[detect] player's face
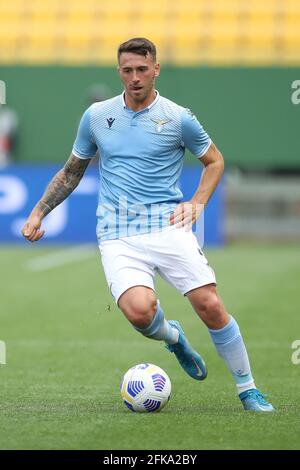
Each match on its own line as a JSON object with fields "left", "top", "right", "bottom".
{"left": 118, "top": 52, "right": 160, "bottom": 108}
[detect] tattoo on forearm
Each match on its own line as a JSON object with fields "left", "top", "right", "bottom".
{"left": 36, "top": 155, "right": 90, "bottom": 217}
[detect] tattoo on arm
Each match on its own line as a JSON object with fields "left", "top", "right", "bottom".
{"left": 36, "top": 155, "right": 91, "bottom": 217}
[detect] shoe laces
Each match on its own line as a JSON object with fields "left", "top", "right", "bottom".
{"left": 244, "top": 389, "right": 270, "bottom": 405}
{"left": 165, "top": 340, "right": 189, "bottom": 363}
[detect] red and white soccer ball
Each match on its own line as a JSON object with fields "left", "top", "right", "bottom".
{"left": 120, "top": 363, "right": 171, "bottom": 412}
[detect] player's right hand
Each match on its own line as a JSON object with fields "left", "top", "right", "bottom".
{"left": 21, "top": 215, "right": 45, "bottom": 242}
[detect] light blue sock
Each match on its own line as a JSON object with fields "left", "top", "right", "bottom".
{"left": 209, "top": 316, "right": 256, "bottom": 394}
{"left": 134, "top": 302, "right": 179, "bottom": 345}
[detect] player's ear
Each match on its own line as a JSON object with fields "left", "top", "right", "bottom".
{"left": 154, "top": 63, "right": 160, "bottom": 78}
{"left": 117, "top": 65, "right": 123, "bottom": 81}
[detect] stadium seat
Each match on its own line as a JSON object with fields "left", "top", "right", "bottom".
{"left": 0, "top": 0, "right": 300, "bottom": 65}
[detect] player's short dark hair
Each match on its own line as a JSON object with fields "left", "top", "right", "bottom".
{"left": 118, "top": 38, "right": 157, "bottom": 63}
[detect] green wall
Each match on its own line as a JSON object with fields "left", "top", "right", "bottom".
{"left": 1, "top": 66, "right": 299, "bottom": 169}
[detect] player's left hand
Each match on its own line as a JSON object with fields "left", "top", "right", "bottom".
{"left": 169, "top": 199, "right": 204, "bottom": 230}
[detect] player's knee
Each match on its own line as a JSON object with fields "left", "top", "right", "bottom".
{"left": 121, "top": 298, "right": 157, "bottom": 329}
{"left": 196, "top": 295, "right": 226, "bottom": 326}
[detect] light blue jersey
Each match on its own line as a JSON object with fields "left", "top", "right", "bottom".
{"left": 72, "top": 91, "right": 211, "bottom": 242}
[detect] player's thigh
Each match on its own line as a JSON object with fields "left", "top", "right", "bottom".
{"left": 99, "top": 238, "right": 155, "bottom": 305}
{"left": 154, "top": 227, "right": 216, "bottom": 295}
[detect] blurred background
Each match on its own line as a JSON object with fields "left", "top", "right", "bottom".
{"left": 0, "top": 0, "right": 300, "bottom": 244}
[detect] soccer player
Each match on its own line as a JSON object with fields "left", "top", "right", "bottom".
{"left": 22, "top": 38, "right": 274, "bottom": 412}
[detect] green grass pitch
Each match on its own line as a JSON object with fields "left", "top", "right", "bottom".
{"left": 1, "top": 243, "right": 300, "bottom": 449}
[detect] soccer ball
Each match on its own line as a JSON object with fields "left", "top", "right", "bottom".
{"left": 120, "top": 363, "right": 171, "bottom": 412}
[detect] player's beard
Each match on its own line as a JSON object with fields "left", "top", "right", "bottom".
{"left": 130, "top": 77, "right": 156, "bottom": 103}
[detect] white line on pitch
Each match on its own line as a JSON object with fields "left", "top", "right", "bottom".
{"left": 25, "top": 245, "right": 96, "bottom": 271}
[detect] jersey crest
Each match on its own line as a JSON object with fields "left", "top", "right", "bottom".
{"left": 150, "top": 118, "right": 172, "bottom": 133}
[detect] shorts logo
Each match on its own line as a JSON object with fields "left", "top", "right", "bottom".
{"left": 151, "top": 118, "right": 171, "bottom": 133}
{"left": 109, "top": 283, "right": 114, "bottom": 298}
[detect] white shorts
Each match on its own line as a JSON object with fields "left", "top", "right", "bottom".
{"left": 99, "top": 226, "right": 216, "bottom": 304}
